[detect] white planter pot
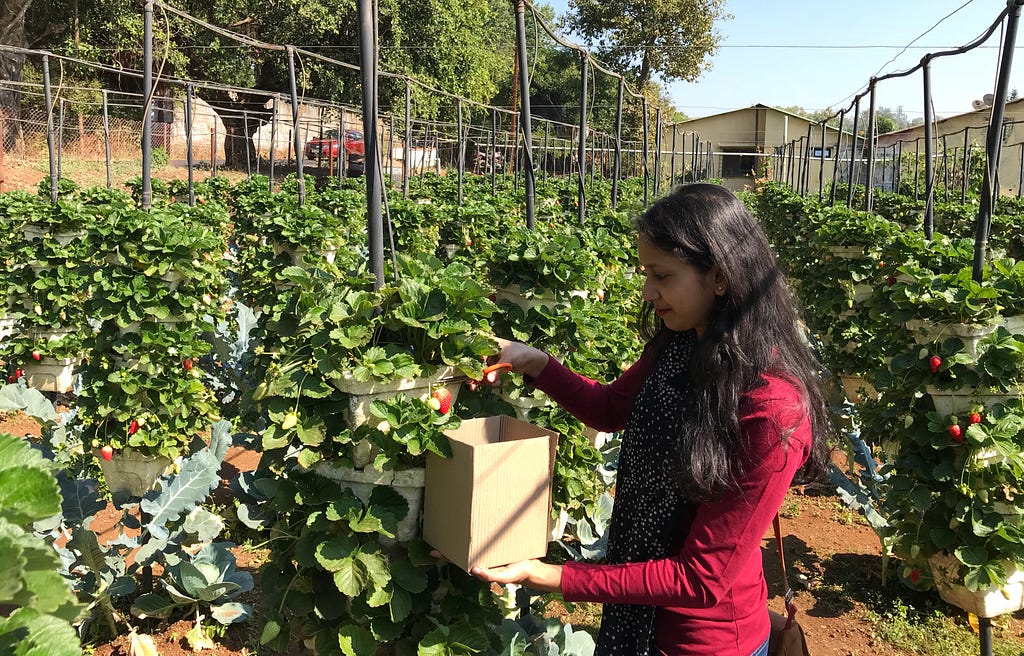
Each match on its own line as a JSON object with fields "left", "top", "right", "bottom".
{"left": 924, "top": 385, "right": 1021, "bottom": 416}
{"left": 499, "top": 390, "right": 551, "bottom": 422}
{"left": 0, "top": 317, "right": 15, "bottom": 342}
{"left": 905, "top": 319, "right": 998, "bottom": 358}
{"left": 582, "top": 427, "right": 614, "bottom": 448}
{"left": 21, "top": 357, "right": 78, "bottom": 393}
{"left": 828, "top": 245, "right": 864, "bottom": 259}
{"left": 53, "top": 230, "right": 87, "bottom": 246}
{"left": 1002, "top": 314, "right": 1024, "bottom": 336}
{"left": 331, "top": 367, "right": 466, "bottom": 466}
{"left": 852, "top": 284, "right": 872, "bottom": 303}
{"left": 21, "top": 224, "right": 47, "bottom": 241}
{"left": 839, "top": 374, "right": 878, "bottom": 404}
{"left": 314, "top": 463, "right": 425, "bottom": 542}
{"left": 156, "top": 269, "right": 185, "bottom": 290}
{"left": 493, "top": 285, "right": 558, "bottom": 311}
{"left": 96, "top": 448, "right": 172, "bottom": 497}
{"left": 272, "top": 241, "right": 337, "bottom": 265}
{"left": 929, "top": 552, "right": 1024, "bottom": 618}
{"left": 27, "top": 326, "right": 74, "bottom": 342}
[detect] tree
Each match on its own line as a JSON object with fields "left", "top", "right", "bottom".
{"left": 565, "top": 0, "right": 728, "bottom": 90}
{"left": 1, "top": 0, "right": 34, "bottom": 150}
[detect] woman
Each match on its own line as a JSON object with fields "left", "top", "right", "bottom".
{"left": 473, "top": 184, "right": 832, "bottom": 656}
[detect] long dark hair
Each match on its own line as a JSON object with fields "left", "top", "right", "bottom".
{"left": 636, "top": 183, "right": 833, "bottom": 501}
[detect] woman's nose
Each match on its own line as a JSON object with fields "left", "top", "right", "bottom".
{"left": 642, "top": 278, "right": 658, "bottom": 302}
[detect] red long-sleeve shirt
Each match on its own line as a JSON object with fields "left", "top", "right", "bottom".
{"left": 530, "top": 351, "right": 812, "bottom": 656}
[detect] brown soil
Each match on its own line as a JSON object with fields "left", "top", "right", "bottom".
{"left": 5, "top": 405, "right": 1024, "bottom": 655}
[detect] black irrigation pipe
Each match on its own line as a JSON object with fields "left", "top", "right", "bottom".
{"left": 864, "top": 79, "right": 877, "bottom": 211}
{"left": 141, "top": 0, "right": 154, "bottom": 210}
{"left": 102, "top": 90, "right": 111, "bottom": 188}
{"left": 186, "top": 84, "right": 195, "bottom": 204}
{"left": 513, "top": 0, "right": 536, "bottom": 229}
{"left": 42, "top": 55, "right": 57, "bottom": 204}
{"left": 577, "top": 51, "right": 587, "bottom": 224}
{"left": 974, "top": 1, "right": 1024, "bottom": 285}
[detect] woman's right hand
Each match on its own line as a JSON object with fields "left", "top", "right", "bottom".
{"left": 485, "top": 337, "right": 549, "bottom": 382}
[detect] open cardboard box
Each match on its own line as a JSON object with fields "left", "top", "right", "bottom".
{"left": 423, "top": 415, "right": 559, "bottom": 572}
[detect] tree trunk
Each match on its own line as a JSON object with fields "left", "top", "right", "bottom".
{"left": 0, "top": 0, "right": 33, "bottom": 151}
{"left": 204, "top": 92, "right": 270, "bottom": 169}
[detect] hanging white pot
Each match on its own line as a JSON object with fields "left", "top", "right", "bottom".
{"left": 828, "top": 245, "right": 864, "bottom": 259}
{"left": 21, "top": 357, "right": 78, "bottom": 393}
{"left": 905, "top": 319, "right": 998, "bottom": 358}
{"left": 331, "top": 366, "right": 466, "bottom": 467}
{"left": 314, "top": 462, "right": 425, "bottom": 542}
{"left": 924, "top": 385, "right": 1021, "bottom": 416}
{"left": 929, "top": 552, "right": 1024, "bottom": 618}
{"left": 96, "top": 448, "right": 172, "bottom": 497}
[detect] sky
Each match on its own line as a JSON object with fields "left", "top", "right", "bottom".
{"left": 543, "top": 0, "right": 1021, "bottom": 121}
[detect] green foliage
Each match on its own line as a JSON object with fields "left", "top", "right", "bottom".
{"left": 0, "top": 433, "right": 85, "bottom": 656}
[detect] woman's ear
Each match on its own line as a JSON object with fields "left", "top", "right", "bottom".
{"left": 711, "top": 266, "right": 728, "bottom": 296}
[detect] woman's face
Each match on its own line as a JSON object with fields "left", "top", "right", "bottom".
{"left": 638, "top": 234, "right": 725, "bottom": 336}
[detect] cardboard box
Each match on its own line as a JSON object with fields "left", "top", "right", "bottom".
{"left": 423, "top": 415, "right": 558, "bottom": 572}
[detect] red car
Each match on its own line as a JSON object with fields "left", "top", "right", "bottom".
{"left": 305, "top": 129, "right": 365, "bottom": 173}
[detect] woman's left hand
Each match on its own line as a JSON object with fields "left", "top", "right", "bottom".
{"left": 470, "top": 559, "right": 563, "bottom": 593}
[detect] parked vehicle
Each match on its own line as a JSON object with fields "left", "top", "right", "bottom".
{"left": 304, "top": 129, "right": 365, "bottom": 175}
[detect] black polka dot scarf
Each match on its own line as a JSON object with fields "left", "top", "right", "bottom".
{"left": 596, "top": 330, "right": 697, "bottom": 656}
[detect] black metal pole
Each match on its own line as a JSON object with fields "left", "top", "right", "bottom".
{"left": 654, "top": 108, "right": 663, "bottom": 196}
{"left": 818, "top": 121, "right": 827, "bottom": 202}
{"left": 542, "top": 120, "right": 549, "bottom": 186}
{"left": 801, "top": 125, "right": 812, "bottom": 195}
{"left": 914, "top": 138, "right": 921, "bottom": 202}
{"left": 827, "top": 111, "right": 843, "bottom": 204}
{"left": 269, "top": 96, "right": 277, "bottom": 191}
{"left": 457, "top": 100, "right": 465, "bottom": 206}
{"left": 962, "top": 127, "right": 970, "bottom": 203}
{"left": 141, "top": 0, "right": 154, "bottom": 209}
{"left": 404, "top": 80, "right": 411, "bottom": 198}
{"left": 847, "top": 97, "right": 861, "bottom": 207}
{"left": 670, "top": 126, "right": 678, "bottom": 187}
{"left": 102, "top": 90, "right": 112, "bottom": 189}
{"left": 42, "top": 55, "right": 57, "bottom": 204}
{"left": 896, "top": 141, "right": 903, "bottom": 194}
{"left": 924, "top": 58, "right": 935, "bottom": 238}
{"left": 339, "top": 108, "right": 349, "bottom": 184}
{"left": 57, "top": 98, "right": 64, "bottom": 182}
{"left": 513, "top": 0, "right": 536, "bottom": 229}
{"left": 979, "top": 616, "right": 993, "bottom": 656}
{"left": 974, "top": 0, "right": 1023, "bottom": 283}
{"left": 577, "top": 51, "right": 588, "bottom": 224}
{"left": 287, "top": 47, "right": 305, "bottom": 204}
{"left": 865, "top": 79, "right": 878, "bottom": 210}
{"left": 612, "top": 78, "right": 623, "bottom": 209}
{"left": 942, "top": 134, "right": 950, "bottom": 203}
{"left": 186, "top": 85, "right": 195, "bottom": 205}
{"left": 1019, "top": 143, "right": 1024, "bottom": 198}
{"left": 357, "top": 0, "right": 384, "bottom": 287}
{"left": 642, "top": 96, "right": 650, "bottom": 204}
{"left": 490, "top": 109, "right": 497, "bottom": 196}
{"left": 243, "top": 110, "right": 251, "bottom": 176}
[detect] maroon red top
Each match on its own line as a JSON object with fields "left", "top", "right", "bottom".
{"left": 531, "top": 351, "right": 812, "bottom": 656}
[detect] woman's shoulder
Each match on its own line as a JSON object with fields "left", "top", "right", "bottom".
{"left": 739, "top": 373, "right": 812, "bottom": 449}
{"left": 742, "top": 372, "right": 805, "bottom": 409}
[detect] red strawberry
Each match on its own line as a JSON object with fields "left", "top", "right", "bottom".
{"left": 909, "top": 568, "right": 920, "bottom": 584}
{"left": 948, "top": 424, "right": 963, "bottom": 442}
{"left": 886, "top": 276, "right": 896, "bottom": 286}
{"left": 433, "top": 388, "right": 453, "bottom": 414}
{"left": 929, "top": 355, "right": 942, "bottom": 374}
{"left": 969, "top": 412, "right": 983, "bottom": 425}
{"left": 6, "top": 375, "right": 14, "bottom": 383}
{"left": 467, "top": 380, "right": 478, "bottom": 392}
{"left": 100, "top": 445, "right": 114, "bottom": 461}
{"left": 15, "top": 369, "right": 21, "bottom": 378}
{"left": 128, "top": 420, "right": 140, "bottom": 435}
{"left": 31, "top": 350, "right": 41, "bottom": 361}
{"left": 488, "top": 294, "right": 497, "bottom": 303}
{"left": 183, "top": 358, "right": 193, "bottom": 371}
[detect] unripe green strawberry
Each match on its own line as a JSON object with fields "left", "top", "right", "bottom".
{"left": 281, "top": 412, "right": 298, "bottom": 430}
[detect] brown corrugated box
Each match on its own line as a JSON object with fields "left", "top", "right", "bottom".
{"left": 423, "top": 415, "right": 559, "bottom": 572}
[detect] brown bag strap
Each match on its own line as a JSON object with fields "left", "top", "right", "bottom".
{"left": 773, "top": 514, "right": 798, "bottom": 630}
